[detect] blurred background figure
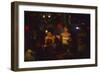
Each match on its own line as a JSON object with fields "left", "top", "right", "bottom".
{"left": 44, "top": 32, "right": 55, "bottom": 47}
{"left": 61, "top": 27, "right": 71, "bottom": 45}
{"left": 25, "top": 49, "right": 35, "bottom": 61}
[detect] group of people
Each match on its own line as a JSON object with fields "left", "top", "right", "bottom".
{"left": 25, "top": 26, "right": 73, "bottom": 61}
{"left": 44, "top": 27, "right": 71, "bottom": 48}
{"left": 43, "top": 27, "right": 72, "bottom": 59}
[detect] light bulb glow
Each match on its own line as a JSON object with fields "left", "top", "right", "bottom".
{"left": 45, "top": 30, "right": 48, "bottom": 33}
{"left": 76, "top": 27, "right": 80, "bottom": 30}
{"left": 48, "top": 15, "right": 51, "bottom": 18}
{"left": 43, "top": 15, "right": 45, "bottom": 18}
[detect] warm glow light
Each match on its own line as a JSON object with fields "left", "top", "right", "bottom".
{"left": 45, "top": 30, "right": 48, "bottom": 33}
{"left": 48, "top": 15, "right": 51, "bottom": 18}
{"left": 43, "top": 15, "right": 45, "bottom": 18}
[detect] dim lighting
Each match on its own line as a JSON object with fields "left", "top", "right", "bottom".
{"left": 43, "top": 15, "right": 45, "bottom": 18}
{"left": 76, "top": 26, "right": 80, "bottom": 30}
